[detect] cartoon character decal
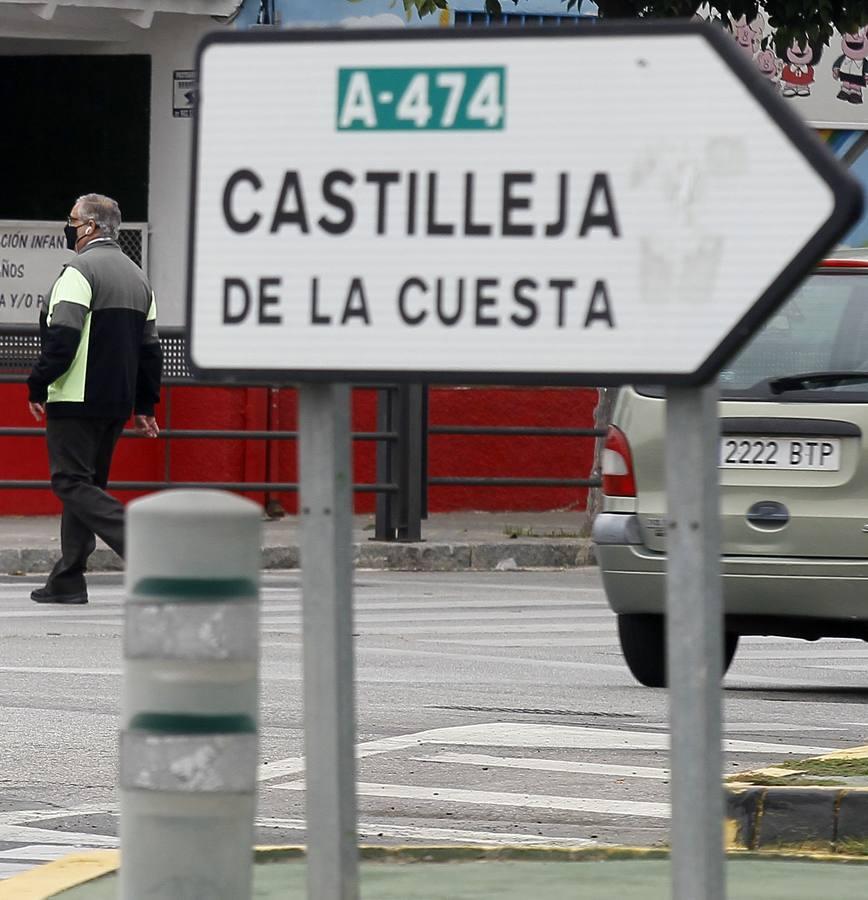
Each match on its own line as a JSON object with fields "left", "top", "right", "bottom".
{"left": 832, "top": 26, "right": 868, "bottom": 104}
{"left": 755, "top": 38, "right": 783, "bottom": 90}
{"left": 729, "top": 11, "right": 765, "bottom": 57}
{"left": 780, "top": 35, "right": 824, "bottom": 97}
{"left": 697, "top": 4, "right": 868, "bottom": 118}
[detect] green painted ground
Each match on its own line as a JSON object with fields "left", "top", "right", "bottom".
{"left": 54, "top": 858, "right": 868, "bottom": 899}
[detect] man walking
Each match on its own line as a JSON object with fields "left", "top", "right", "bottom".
{"left": 27, "top": 193, "right": 162, "bottom": 604}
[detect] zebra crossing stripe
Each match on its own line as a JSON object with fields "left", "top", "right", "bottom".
{"left": 257, "top": 816, "right": 599, "bottom": 847}
{"left": 414, "top": 753, "right": 670, "bottom": 780}
{"left": 275, "top": 780, "right": 671, "bottom": 819}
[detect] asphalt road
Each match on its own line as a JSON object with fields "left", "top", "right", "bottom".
{"left": 3, "top": 569, "right": 868, "bottom": 880}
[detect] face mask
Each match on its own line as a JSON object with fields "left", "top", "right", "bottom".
{"left": 64, "top": 224, "right": 80, "bottom": 251}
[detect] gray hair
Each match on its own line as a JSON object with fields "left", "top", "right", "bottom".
{"left": 76, "top": 193, "right": 122, "bottom": 241}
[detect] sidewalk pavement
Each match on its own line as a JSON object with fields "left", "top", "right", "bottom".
{"left": 0, "top": 510, "right": 595, "bottom": 574}
{"left": 7, "top": 846, "right": 868, "bottom": 900}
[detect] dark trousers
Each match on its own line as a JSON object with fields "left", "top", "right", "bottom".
{"left": 45, "top": 416, "right": 126, "bottom": 594}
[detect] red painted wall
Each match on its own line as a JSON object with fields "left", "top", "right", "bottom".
{"left": 0, "top": 383, "right": 598, "bottom": 514}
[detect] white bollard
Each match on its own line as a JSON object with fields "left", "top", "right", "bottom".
{"left": 119, "top": 490, "right": 262, "bottom": 900}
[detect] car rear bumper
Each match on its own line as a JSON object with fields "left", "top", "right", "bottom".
{"left": 593, "top": 512, "right": 868, "bottom": 626}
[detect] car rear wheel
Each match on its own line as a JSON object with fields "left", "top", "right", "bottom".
{"left": 617, "top": 614, "right": 739, "bottom": 688}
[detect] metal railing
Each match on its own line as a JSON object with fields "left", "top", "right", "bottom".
{"left": 0, "top": 328, "right": 601, "bottom": 540}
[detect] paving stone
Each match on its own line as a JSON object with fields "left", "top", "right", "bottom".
{"left": 725, "top": 787, "right": 764, "bottom": 849}
{"left": 89, "top": 548, "right": 123, "bottom": 572}
{"left": 356, "top": 543, "right": 421, "bottom": 570}
{"left": 471, "top": 542, "right": 582, "bottom": 570}
{"left": 416, "top": 544, "right": 473, "bottom": 571}
{"left": 834, "top": 789, "right": 868, "bottom": 847}
{"left": 576, "top": 540, "right": 597, "bottom": 566}
{"left": 19, "top": 548, "right": 55, "bottom": 573}
{"left": 755, "top": 789, "right": 838, "bottom": 849}
{"left": 262, "top": 545, "right": 300, "bottom": 569}
{"left": 14, "top": 539, "right": 593, "bottom": 573}
{"left": 0, "top": 548, "right": 22, "bottom": 575}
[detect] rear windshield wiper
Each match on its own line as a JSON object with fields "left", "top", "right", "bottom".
{"left": 767, "top": 371, "right": 868, "bottom": 394}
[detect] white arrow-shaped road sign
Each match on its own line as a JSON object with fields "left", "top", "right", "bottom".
{"left": 186, "top": 24, "right": 862, "bottom": 385}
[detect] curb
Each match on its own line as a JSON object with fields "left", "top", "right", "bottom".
{"left": 725, "top": 785, "right": 868, "bottom": 853}
{"left": 725, "top": 744, "right": 868, "bottom": 853}
{"left": 1, "top": 539, "right": 597, "bottom": 575}
{"left": 0, "top": 850, "right": 118, "bottom": 900}
{"left": 0, "top": 845, "right": 665, "bottom": 899}
{"left": 8, "top": 843, "right": 868, "bottom": 899}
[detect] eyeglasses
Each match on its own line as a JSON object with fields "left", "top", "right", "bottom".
{"left": 66, "top": 216, "right": 84, "bottom": 227}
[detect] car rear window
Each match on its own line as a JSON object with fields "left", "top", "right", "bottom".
{"left": 637, "top": 269, "right": 868, "bottom": 401}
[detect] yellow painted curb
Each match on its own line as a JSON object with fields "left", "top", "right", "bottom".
{"left": 7, "top": 841, "right": 868, "bottom": 897}
{"left": 0, "top": 845, "right": 668, "bottom": 897}
{"left": 0, "top": 850, "right": 118, "bottom": 900}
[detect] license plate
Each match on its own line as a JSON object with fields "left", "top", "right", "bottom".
{"left": 719, "top": 436, "right": 841, "bottom": 470}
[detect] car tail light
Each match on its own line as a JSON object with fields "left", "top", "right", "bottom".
{"left": 602, "top": 426, "right": 637, "bottom": 497}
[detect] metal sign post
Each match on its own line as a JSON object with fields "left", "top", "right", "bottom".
{"left": 665, "top": 383, "right": 724, "bottom": 899}
{"left": 298, "top": 382, "right": 359, "bottom": 900}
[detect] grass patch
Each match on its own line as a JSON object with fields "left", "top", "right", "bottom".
{"left": 836, "top": 838, "right": 868, "bottom": 856}
{"left": 502, "top": 525, "right": 582, "bottom": 539}
{"left": 726, "top": 754, "right": 868, "bottom": 785}
{"left": 777, "top": 757, "right": 868, "bottom": 777}
{"left": 726, "top": 773, "right": 847, "bottom": 787}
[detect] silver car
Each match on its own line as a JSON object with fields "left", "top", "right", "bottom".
{"left": 593, "top": 254, "right": 868, "bottom": 687}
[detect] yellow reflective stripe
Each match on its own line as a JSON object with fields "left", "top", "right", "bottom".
{"left": 46, "top": 267, "right": 92, "bottom": 325}
{"left": 147, "top": 291, "right": 157, "bottom": 322}
{"left": 47, "top": 312, "right": 91, "bottom": 403}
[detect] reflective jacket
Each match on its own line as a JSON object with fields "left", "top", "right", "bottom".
{"left": 27, "top": 240, "right": 162, "bottom": 419}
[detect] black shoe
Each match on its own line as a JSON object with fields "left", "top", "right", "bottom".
{"left": 850, "top": 92, "right": 864, "bottom": 104}
{"left": 30, "top": 587, "right": 88, "bottom": 604}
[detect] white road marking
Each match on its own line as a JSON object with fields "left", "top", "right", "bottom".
{"left": 256, "top": 817, "right": 601, "bottom": 847}
{"left": 275, "top": 781, "right": 671, "bottom": 819}
{"left": 355, "top": 580, "right": 600, "bottom": 595}
{"left": 356, "top": 646, "right": 632, "bottom": 673}
{"left": 725, "top": 671, "right": 862, "bottom": 687}
{"left": 721, "top": 723, "right": 843, "bottom": 733}
{"left": 0, "top": 666, "right": 122, "bottom": 676}
{"left": 0, "top": 825, "right": 118, "bottom": 847}
{"left": 0, "top": 844, "right": 94, "bottom": 861}
{"left": 0, "top": 863, "right": 33, "bottom": 877}
{"left": 807, "top": 664, "right": 868, "bottom": 672}
{"left": 737, "top": 651, "right": 868, "bottom": 660}
{"left": 257, "top": 721, "right": 834, "bottom": 785}
{"left": 0, "top": 806, "right": 599, "bottom": 876}
{"left": 394, "top": 723, "right": 832, "bottom": 755}
{"left": 0, "top": 803, "right": 119, "bottom": 851}
{"left": 0, "top": 611, "right": 119, "bottom": 619}
{"left": 418, "top": 637, "right": 620, "bottom": 647}
{"left": 415, "top": 753, "right": 670, "bottom": 780}
{"left": 321, "top": 599, "right": 606, "bottom": 610}
{"left": 349, "top": 623, "right": 614, "bottom": 634}
{"left": 260, "top": 610, "right": 613, "bottom": 624}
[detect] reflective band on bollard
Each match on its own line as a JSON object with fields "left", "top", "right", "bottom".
{"left": 120, "top": 490, "right": 262, "bottom": 900}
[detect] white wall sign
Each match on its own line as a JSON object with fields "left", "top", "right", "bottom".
{"left": 173, "top": 69, "right": 197, "bottom": 118}
{"left": 0, "top": 221, "right": 72, "bottom": 326}
{"left": 187, "top": 26, "right": 860, "bottom": 386}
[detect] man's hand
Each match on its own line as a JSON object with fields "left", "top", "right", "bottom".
{"left": 134, "top": 414, "right": 160, "bottom": 438}
{"left": 28, "top": 402, "right": 45, "bottom": 422}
